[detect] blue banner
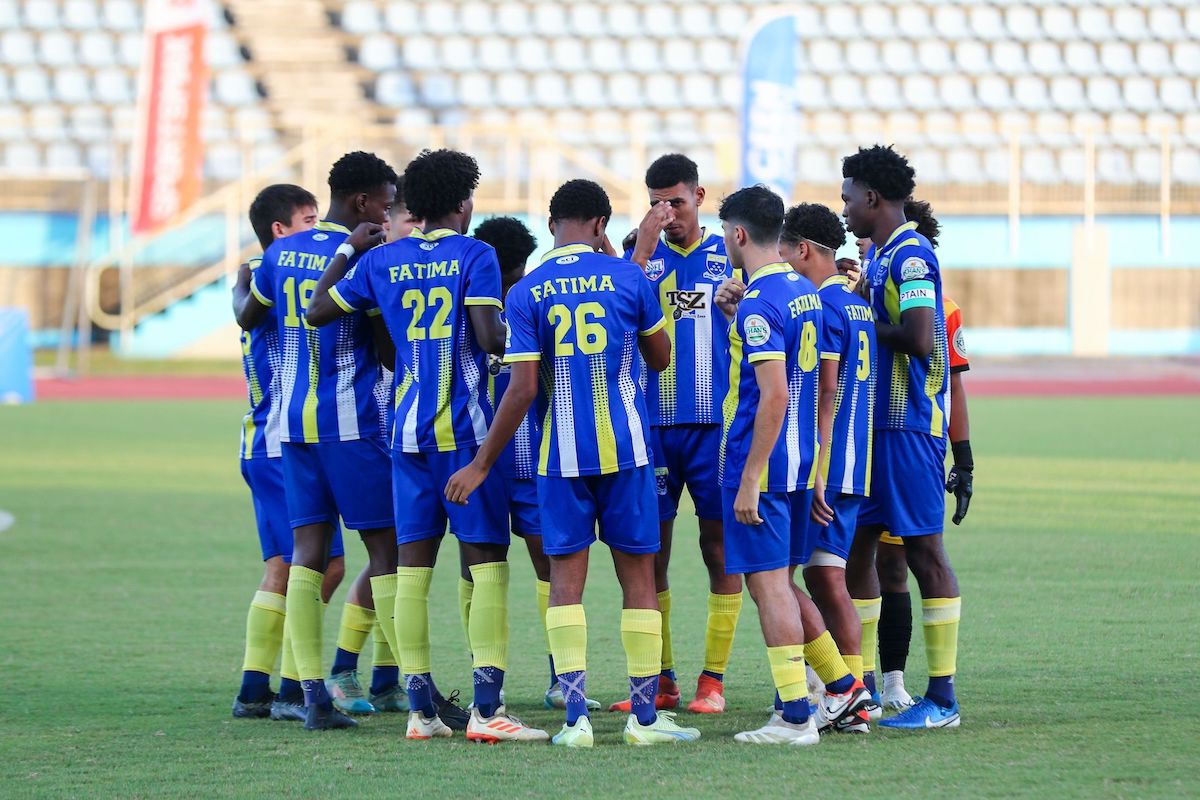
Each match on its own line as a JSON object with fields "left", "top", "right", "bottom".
{"left": 0, "top": 308, "right": 33, "bottom": 403}
{"left": 740, "top": 14, "right": 798, "bottom": 200}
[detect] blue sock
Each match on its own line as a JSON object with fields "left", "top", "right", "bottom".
{"left": 630, "top": 675, "right": 659, "bottom": 726}
{"left": 701, "top": 669, "right": 724, "bottom": 682}
{"left": 557, "top": 669, "right": 589, "bottom": 725}
{"left": 660, "top": 668, "right": 676, "bottom": 682}
{"left": 864, "top": 670, "right": 877, "bottom": 695}
{"left": 826, "top": 673, "right": 855, "bottom": 694}
{"left": 278, "top": 678, "right": 302, "bottom": 703}
{"left": 547, "top": 655, "right": 558, "bottom": 689}
{"left": 300, "top": 678, "right": 331, "bottom": 708}
{"left": 405, "top": 673, "right": 436, "bottom": 716}
{"left": 238, "top": 671, "right": 271, "bottom": 704}
{"left": 781, "top": 697, "right": 810, "bottom": 725}
{"left": 473, "top": 666, "right": 504, "bottom": 718}
{"left": 370, "top": 666, "right": 399, "bottom": 695}
{"left": 331, "top": 647, "right": 358, "bottom": 676}
{"left": 926, "top": 675, "right": 956, "bottom": 708}
{"left": 774, "top": 690, "right": 783, "bottom": 712}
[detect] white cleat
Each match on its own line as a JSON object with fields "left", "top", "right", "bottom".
{"left": 406, "top": 710, "right": 454, "bottom": 740}
{"left": 466, "top": 705, "right": 550, "bottom": 744}
{"left": 734, "top": 713, "right": 820, "bottom": 745}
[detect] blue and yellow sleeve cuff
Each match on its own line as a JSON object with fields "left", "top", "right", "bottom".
{"left": 640, "top": 317, "right": 667, "bottom": 336}
{"left": 747, "top": 351, "right": 785, "bottom": 363}
{"left": 465, "top": 296, "right": 502, "bottom": 308}
{"left": 820, "top": 351, "right": 840, "bottom": 361}
{"left": 249, "top": 278, "right": 273, "bottom": 307}
{"left": 328, "top": 286, "right": 356, "bottom": 314}
{"left": 505, "top": 352, "right": 541, "bottom": 362}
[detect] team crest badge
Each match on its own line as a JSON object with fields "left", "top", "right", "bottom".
{"left": 645, "top": 258, "right": 666, "bottom": 280}
{"left": 704, "top": 253, "right": 728, "bottom": 280}
{"left": 312, "top": 233, "right": 328, "bottom": 241}
{"left": 420, "top": 242, "right": 437, "bottom": 251}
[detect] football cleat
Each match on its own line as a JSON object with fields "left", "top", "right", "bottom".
{"left": 544, "top": 683, "right": 601, "bottom": 711}
{"left": 326, "top": 670, "right": 375, "bottom": 715}
{"left": 878, "top": 696, "right": 960, "bottom": 730}
{"left": 407, "top": 710, "right": 454, "bottom": 739}
{"left": 551, "top": 716, "right": 594, "bottom": 748}
{"left": 368, "top": 684, "right": 409, "bottom": 713}
{"left": 232, "top": 697, "right": 272, "bottom": 719}
{"left": 864, "top": 697, "right": 883, "bottom": 722}
{"left": 623, "top": 711, "right": 701, "bottom": 745}
{"left": 269, "top": 696, "right": 306, "bottom": 722}
{"left": 833, "top": 708, "right": 871, "bottom": 734}
{"left": 466, "top": 706, "right": 550, "bottom": 744}
{"left": 436, "top": 690, "right": 472, "bottom": 731}
{"left": 685, "top": 673, "right": 726, "bottom": 714}
{"left": 734, "top": 713, "right": 820, "bottom": 745}
{"left": 303, "top": 702, "right": 358, "bottom": 730}
{"left": 881, "top": 681, "right": 916, "bottom": 711}
{"left": 820, "top": 679, "right": 872, "bottom": 730}
{"left": 608, "top": 676, "right": 680, "bottom": 712}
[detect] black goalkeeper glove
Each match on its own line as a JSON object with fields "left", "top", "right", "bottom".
{"left": 945, "top": 440, "right": 974, "bottom": 525}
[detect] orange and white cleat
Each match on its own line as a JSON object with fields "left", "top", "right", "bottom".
{"left": 406, "top": 710, "right": 453, "bottom": 740}
{"left": 607, "top": 676, "right": 680, "bottom": 712}
{"left": 686, "top": 674, "right": 726, "bottom": 714}
{"left": 465, "top": 706, "right": 550, "bottom": 744}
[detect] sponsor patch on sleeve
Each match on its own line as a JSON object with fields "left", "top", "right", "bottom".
{"left": 953, "top": 327, "right": 967, "bottom": 358}
{"left": 900, "top": 257, "right": 929, "bottom": 281}
{"left": 743, "top": 314, "right": 771, "bottom": 346}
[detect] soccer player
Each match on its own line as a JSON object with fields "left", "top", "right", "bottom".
{"left": 308, "top": 148, "right": 544, "bottom": 743}
{"left": 619, "top": 153, "right": 742, "bottom": 714}
{"left": 778, "top": 203, "right": 880, "bottom": 731}
{"left": 231, "top": 184, "right": 348, "bottom": 721}
{"left": 716, "top": 186, "right": 869, "bottom": 745}
{"left": 445, "top": 179, "right": 701, "bottom": 748}
{"left": 385, "top": 174, "right": 423, "bottom": 243}
{"left": 841, "top": 145, "right": 963, "bottom": 729}
{"left": 873, "top": 199, "right": 975, "bottom": 711}
{"left": 233, "top": 152, "right": 399, "bottom": 731}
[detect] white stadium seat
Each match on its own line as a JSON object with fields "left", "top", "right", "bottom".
{"left": 1136, "top": 42, "right": 1173, "bottom": 77}
{"left": 531, "top": 3, "right": 566, "bottom": 37}
{"left": 1099, "top": 42, "right": 1136, "bottom": 77}
{"left": 1076, "top": 8, "right": 1113, "bottom": 42}
{"left": 53, "top": 68, "right": 91, "bottom": 104}
{"left": 1111, "top": 7, "right": 1148, "bottom": 43}
{"left": 1122, "top": 77, "right": 1158, "bottom": 114}
{"left": 79, "top": 31, "right": 116, "bottom": 67}
{"left": 23, "top": 0, "right": 60, "bottom": 30}
{"left": 1027, "top": 41, "right": 1063, "bottom": 75}
{"left": 63, "top": 0, "right": 100, "bottom": 30}
{"left": 102, "top": 0, "right": 139, "bottom": 31}
{"left": 384, "top": 2, "right": 420, "bottom": 35}
{"left": 515, "top": 39, "right": 550, "bottom": 73}
{"left": 1005, "top": 5, "right": 1041, "bottom": 41}
{"left": 1, "top": 29, "right": 34, "bottom": 65}
{"left": 375, "top": 71, "right": 416, "bottom": 106}
{"left": 1148, "top": 6, "right": 1184, "bottom": 42}
{"left": 1050, "top": 76, "right": 1086, "bottom": 112}
{"left": 12, "top": 65, "right": 50, "bottom": 103}
{"left": 918, "top": 39, "right": 955, "bottom": 74}
{"left": 421, "top": 2, "right": 459, "bottom": 36}
{"left": 358, "top": 34, "right": 399, "bottom": 72}
{"left": 39, "top": 31, "right": 77, "bottom": 67}
{"left": 1040, "top": 6, "right": 1077, "bottom": 42}
{"left": 340, "top": 1, "right": 381, "bottom": 35}
{"left": 458, "top": 2, "right": 493, "bottom": 36}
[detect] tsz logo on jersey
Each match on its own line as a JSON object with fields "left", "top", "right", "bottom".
{"left": 645, "top": 258, "right": 666, "bottom": 281}
{"left": 666, "top": 289, "right": 708, "bottom": 320}
{"left": 704, "top": 253, "right": 729, "bottom": 281}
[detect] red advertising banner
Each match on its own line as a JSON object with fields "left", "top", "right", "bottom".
{"left": 128, "top": 0, "right": 208, "bottom": 235}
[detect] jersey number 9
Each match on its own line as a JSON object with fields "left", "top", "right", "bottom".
{"left": 282, "top": 277, "right": 318, "bottom": 329}
{"left": 856, "top": 330, "right": 871, "bottom": 381}
{"left": 549, "top": 302, "right": 608, "bottom": 356}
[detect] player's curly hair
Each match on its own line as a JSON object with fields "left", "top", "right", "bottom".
{"left": 841, "top": 145, "right": 915, "bottom": 202}
{"left": 645, "top": 153, "right": 699, "bottom": 190}
{"left": 549, "top": 179, "right": 612, "bottom": 223}
{"left": 402, "top": 149, "right": 480, "bottom": 221}
{"left": 327, "top": 151, "right": 398, "bottom": 200}
{"left": 780, "top": 203, "right": 846, "bottom": 252}
{"left": 248, "top": 184, "right": 317, "bottom": 250}
{"left": 903, "top": 198, "right": 940, "bottom": 249}
{"left": 718, "top": 185, "right": 784, "bottom": 246}
{"left": 473, "top": 216, "right": 537, "bottom": 276}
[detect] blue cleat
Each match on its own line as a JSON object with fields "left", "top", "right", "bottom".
{"left": 326, "top": 670, "right": 376, "bottom": 715}
{"left": 878, "top": 696, "right": 960, "bottom": 730}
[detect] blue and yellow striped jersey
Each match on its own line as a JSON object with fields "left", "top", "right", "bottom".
{"left": 625, "top": 229, "right": 734, "bottom": 426}
{"left": 239, "top": 256, "right": 282, "bottom": 460}
{"left": 863, "top": 221, "right": 949, "bottom": 438}
{"left": 250, "top": 221, "right": 386, "bottom": 444}
{"left": 719, "top": 263, "right": 823, "bottom": 493}
{"left": 505, "top": 244, "right": 666, "bottom": 478}
{"left": 331, "top": 227, "right": 502, "bottom": 453}
{"left": 817, "top": 274, "right": 876, "bottom": 496}
{"left": 487, "top": 347, "right": 539, "bottom": 481}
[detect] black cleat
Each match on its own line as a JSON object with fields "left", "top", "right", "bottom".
{"left": 436, "top": 690, "right": 471, "bottom": 732}
{"left": 304, "top": 702, "right": 358, "bottom": 730}
{"left": 270, "top": 696, "right": 306, "bottom": 722}
{"left": 232, "top": 697, "right": 272, "bottom": 718}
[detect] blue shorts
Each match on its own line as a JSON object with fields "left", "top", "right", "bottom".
{"left": 504, "top": 476, "right": 541, "bottom": 537}
{"left": 799, "top": 492, "right": 863, "bottom": 564}
{"left": 722, "top": 487, "right": 813, "bottom": 574}
{"left": 393, "top": 448, "right": 509, "bottom": 545}
{"left": 537, "top": 465, "right": 660, "bottom": 556}
{"left": 858, "top": 430, "right": 946, "bottom": 537}
{"left": 652, "top": 425, "right": 723, "bottom": 521}
{"left": 280, "top": 438, "right": 393, "bottom": 531}
{"left": 241, "top": 456, "right": 344, "bottom": 561}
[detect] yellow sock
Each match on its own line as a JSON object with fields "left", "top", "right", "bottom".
{"left": 335, "top": 603, "right": 375, "bottom": 655}
{"left": 284, "top": 567, "right": 325, "bottom": 680}
{"left": 621, "top": 608, "right": 663, "bottom": 678}
{"left": 844, "top": 654, "right": 864, "bottom": 682}
{"left": 457, "top": 577, "right": 474, "bottom": 648}
{"left": 767, "top": 645, "right": 807, "bottom": 702}
{"left": 545, "top": 604, "right": 587, "bottom": 674}
{"left": 923, "top": 597, "right": 961, "bottom": 677}
{"left": 369, "top": 573, "right": 400, "bottom": 671}
{"left": 242, "top": 590, "right": 286, "bottom": 674}
{"left": 280, "top": 615, "right": 298, "bottom": 682}
{"left": 394, "top": 567, "right": 434, "bottom": 674}
{"left": 467, "top": 561, "right": 509, "bottom": 670}
{"left": 702, "top": 592, "right": 742, "bottom": 675}
{"left": 371, "top": 620, "right": 396, "bottom": 668}
{"left": 853, "top": 597, "right": 882, "bottom": 674}
{"left": 805, "top": 630, "right": 852, "bottom": 686}
{"left": 536, "top": 580, "right": 551, "bottom": 653}
{"left": 657, "top": 589, "right": 673, "bottom": 673}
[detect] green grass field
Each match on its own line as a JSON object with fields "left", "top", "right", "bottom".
{"left": 2, "top": 396, "right": 1197, "bottom": 799}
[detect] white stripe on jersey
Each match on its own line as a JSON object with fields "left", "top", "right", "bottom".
{"left": 694, "top": 283, "right": 714, "bottom": 424}
{"left": 617, "top": 332, "right": 650, "bottom": 466}
{"left": 400, "top": 340, "right": 421, "bottom": 452}
{"left": 264, "top": 335, "right": 283, "bottom": 457}
{"left": 553, "top": 356, "right": 579, "bottom": 477}
{"left": 784, "top": 368, "right": 802, "bottom": 490}
{"left": 334, "top": 318, "right": 359, "bottom": 441}
{"left": 278, "top": 326, "right": 300, "bottom": 442}
{"left": 458, "top": 322, "right": 489, "bottom": 444}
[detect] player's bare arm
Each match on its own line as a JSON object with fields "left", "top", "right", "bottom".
{"left": 735, "top": 360, "right": 788, "bottom": 526}
{"left": 811, "top": 357, "right": 840, "bottom": 526}
{"left": 305, "top": 222, "right": 385, "bottom": 326}
{"left": 946, "top": 370, "right": 974, "bottom": 525}
{"left": 875, "top": 305, "right": 934, "bottom": 358}
{"left": 638, "top": 327, "right": 671, "bottom": 372}
{"left": 370, "top": 315, "right": 395, "bottom": 371}
{"left": 629, "top": 202, "right": 674, "bottom": 267}
{"left": 467, "top": 305, "right": 506, "bottom": 356}
{"left": 231, "top": 261, "right": 267, "bottom": 331}
{"left": 444, "top": 360, "right": 539, "bottom": 504}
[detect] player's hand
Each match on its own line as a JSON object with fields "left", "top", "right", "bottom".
{"left": 639, "top": 201, "right": 675, "bottom": 239}
{"left": 714, "top": 277, "right": 745, "bottom": 318}
{"left": 234, "top": 261, "right": 252, "bottom": 290}
{"left": 810, "top": 478, "right": 834, "bottom": 527}
{"left": 598, "top": 233, "right": 618, "bottom": 257}
{"left": 347, "top": 222, "right": 386, "bottom": 253}
{"left": 733, "top": 483, "right": 763, "bottom": 526}
{"left": 945, "top": 465, "right": 973, "bottom": 525}
{"left": 445, "top": 463, "right": 489, "bottom": 505}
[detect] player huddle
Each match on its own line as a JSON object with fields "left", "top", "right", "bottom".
{"left": 229, "top": 143, "right": 975, "bottom": 747}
